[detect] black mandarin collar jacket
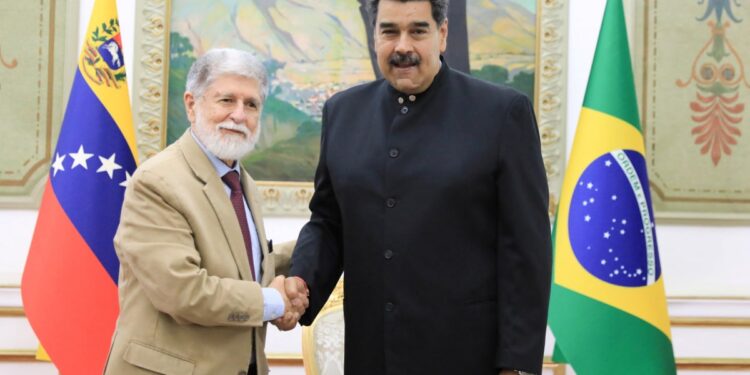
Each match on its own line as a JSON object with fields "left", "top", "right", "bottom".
{"left": 291, "top": 58, "right": 552, "bottom": 375}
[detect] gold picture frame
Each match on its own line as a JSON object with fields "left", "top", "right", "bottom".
{"left": 131, "top": 0, "right": 569, "bottom": 217}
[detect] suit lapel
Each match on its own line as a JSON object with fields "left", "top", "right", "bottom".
{"left": 240, "top": 170, "right": 272, "bottom": 286}
{"left": 177, "top": 132, "right": 253, "bottom": 281}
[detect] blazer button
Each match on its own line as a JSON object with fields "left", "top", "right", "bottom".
{"left": 384, "top": 249, "right": 393, "bottom": 259}
{"left": 385, "top": 302, "right": 395, "bottom": 312}
{"left": 386, "top": 198, "right": 396, "bottom": 208}
{"left": 389, "top": 148, "right": 400, "bottom": 158}
{"left": 400, "top": 106, "right": 409, "bottom": 114}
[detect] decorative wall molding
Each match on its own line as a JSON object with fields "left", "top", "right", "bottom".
{"left": 672, "top": 317, "right": 750, "bottom": 328}
{"left": 0, "top": 307, "right": 24, "bottom": 318}
{"left": 0, "top": 350, "right": 38, "bottom": 362}
{"left": 4, "top": 284, "right": 749, "bottom": 324}
{"left": 1, "top": 351, "right": 748, "bottom": 373}
{"left": 537, "top": 0, "right": 569, "bottom": 219}
{"left": 0, "top": 0, "right": 79, "bottom": 209}
{"left": 131, "top": 0, "right": 170, "bottom": 163}
{"left": 0, "top": 287, "right": 22, "bottom": 309}
{"left": 255, "top": 181, "right": 313, "bottom": 217}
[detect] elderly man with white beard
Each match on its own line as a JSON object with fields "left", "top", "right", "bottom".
{"left": 104, "top": 48, "right": 307, "bottom": 375}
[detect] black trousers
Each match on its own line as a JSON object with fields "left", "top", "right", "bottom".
{"left": 248, "top": 362, "right": 257, "bottom": 375}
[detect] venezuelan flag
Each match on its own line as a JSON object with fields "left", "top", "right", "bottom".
{"left": 548, "top": 1, "right": 676, "bottom": 374}
{"left": 21, "top": 0, "right": 136, "bottom": 372}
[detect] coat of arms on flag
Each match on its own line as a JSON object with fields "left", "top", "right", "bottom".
{"left": 82, "top": 18, "right": 126, "bottom": 87}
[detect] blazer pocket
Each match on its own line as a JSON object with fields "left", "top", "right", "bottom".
{"left": 123, "top": 341, "right": 195, "bottom": 375}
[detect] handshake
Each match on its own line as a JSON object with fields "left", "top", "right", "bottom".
{"left": 269, "top": 275, "right": 309, "bottom": 331}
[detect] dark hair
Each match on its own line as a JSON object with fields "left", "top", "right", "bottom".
{"left": 367, "top": 0, "right": 449, "bottom": 27}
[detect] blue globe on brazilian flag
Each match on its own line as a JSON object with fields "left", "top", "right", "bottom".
{"left": 548, "top": 1, "right": 677, "bottom": 374}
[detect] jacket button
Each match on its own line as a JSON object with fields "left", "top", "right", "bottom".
{"left": 400, "top": 106, "right": 409, "bottom": 114}
{"left": 385, "top": 302, "right": 394, "bottom": 312}
{"left": 389, "top": 148, "right": 400, "bottom": 158}
{"left": 384, "top": 249, "right": 393, "bottom": 259}
{"left": 386, "top": 198, "right": 396, "bottom": 208}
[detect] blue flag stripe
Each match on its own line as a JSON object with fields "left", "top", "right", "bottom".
{"left": 50, "top": 70, "right": 137, "bottom": 283}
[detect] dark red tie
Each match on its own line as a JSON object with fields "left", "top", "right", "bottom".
{"left": 221, "top": 171, "right": 256, "bottom": 281}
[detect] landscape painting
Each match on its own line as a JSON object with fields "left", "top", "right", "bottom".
{"left": 166, "top": 0, "right": 537, "bottom": 182}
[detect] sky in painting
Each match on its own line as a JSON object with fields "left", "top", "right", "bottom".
{"left": 513, "top": 0, "right": 536, "bottom": 13}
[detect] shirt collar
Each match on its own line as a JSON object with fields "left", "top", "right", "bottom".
{"left": 190, "top": 129, "right": 241, "bottom": 178}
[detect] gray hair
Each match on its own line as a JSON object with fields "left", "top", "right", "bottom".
{"left": 367, "top": 0, "right": 449, "bottom": 27}
{"left": 185, "top": 48, "right": 269, "bottom": 101}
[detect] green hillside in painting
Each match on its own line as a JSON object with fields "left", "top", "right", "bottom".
{"left": 167, "top": 0, "right": 537, "bottom": 182}
{"left": 244, "top": 96, "right": 321, "bottom": 182}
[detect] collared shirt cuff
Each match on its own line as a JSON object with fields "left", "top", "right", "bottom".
{"left": 262, "top": 288, "right": 285, "bottom": 321}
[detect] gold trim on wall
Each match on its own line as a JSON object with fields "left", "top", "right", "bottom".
{"left": 131, "top": 0, "right": 570, "bottom": 217}
{"left": 267, "top": 354, "right": 303, "bottom": 366}
{"left": 669, "top": 296, "right": 750, "bottom": 301}
{"left": 0, "top": 350, "right": 39, "bottom": 362}
{"left": 671, "top": 317, "right": 750, "bottom": 328}
{"left": 0, "top": 307, "right": 25, "bottom": 317}
{"left": 677, "top": 358, "right": 750, "bottom": 371}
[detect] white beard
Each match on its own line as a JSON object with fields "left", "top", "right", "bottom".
{"left": 192, "top": 112, "right": 260, "bottom": 162}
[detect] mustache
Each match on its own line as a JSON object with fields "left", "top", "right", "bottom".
{"left": 217, "top": 121, "right": 250, "bottom": 138}
{"left": 388, "top": 52, "right": 420, "bottom": 67}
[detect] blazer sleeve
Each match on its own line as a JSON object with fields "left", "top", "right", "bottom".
{"left": 494, "top": 94, "right": 553, "bottom": 374}
{"left": 114, "top": 168, "right": 266, "bottom": 328}
{"left": 289, "top": 101, "right": 345, "bottom": 325}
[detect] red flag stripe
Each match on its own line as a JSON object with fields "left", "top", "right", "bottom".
{"left": 22, "top": 180, "right": 119, "bottom": 373}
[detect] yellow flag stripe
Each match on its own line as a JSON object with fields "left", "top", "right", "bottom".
{"left": 77, "top": 0, "right": 138, "bottom": 159}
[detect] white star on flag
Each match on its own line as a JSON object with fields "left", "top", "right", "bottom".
{"left": 119, "top": 171, "right": 132, "bottom": 188}
{"left": 51, "top": 153, "right": 66, "bottom": 177}
{"left": 97, "top": 153, "right": 122, "bottom": 179}
{"left": 69, "top": 145, "right": 94, "bottom": 169}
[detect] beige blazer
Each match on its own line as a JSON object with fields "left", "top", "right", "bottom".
{"left": 104, "top": 132, "right": 290, "bottom": 375}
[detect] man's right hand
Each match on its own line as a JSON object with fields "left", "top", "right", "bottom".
{"left": 269, "top": 276, "right": 307, "bottom": 331}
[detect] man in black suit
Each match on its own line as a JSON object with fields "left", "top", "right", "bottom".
{"left": 288, "top": 1, "right": 551, "bottom": 374}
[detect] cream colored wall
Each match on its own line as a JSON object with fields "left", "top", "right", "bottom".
{"left": 1, "top": 0, "right": 748, "bottom": 374}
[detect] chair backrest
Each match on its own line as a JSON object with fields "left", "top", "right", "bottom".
{"left": 301, "top": 277, "right": 345, "bottom": 375}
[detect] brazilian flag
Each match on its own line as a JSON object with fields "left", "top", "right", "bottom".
{"left": 548, "top": 0, "right": 677, "bottom": 373}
